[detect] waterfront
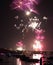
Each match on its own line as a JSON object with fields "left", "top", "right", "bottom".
{"left": 0, "top": 55, "right": 53, "bottom": 65}
{"left": 0, "top": 54, "right": 53, "bottom": 65}
{"left": 0, "top": 56, "right": 41, "bottom": 65}
{"left": 0, "top": 48, "right": 53, "bottom": 65}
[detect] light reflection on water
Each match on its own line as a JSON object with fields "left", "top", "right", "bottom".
{"left": 0, "top": 54, "right": 42, "bottom": 65}
{"left": 16, "top": 59, "right": 40, "bottom": 65}
{"left": 33, "top": 63, "right": 40, "bottom": 65}
{"left": 17, "top": 58, "right": 22, "bottom": 65}
{"left": 16, "top": 54, "right": 42, "bottom": 65}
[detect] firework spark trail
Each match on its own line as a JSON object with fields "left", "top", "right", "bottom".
{"left": 14, "top": 16, "right": 42, "bottom": 38}
{"left": 11, "top": 0, "right": 39, "bottom": 14}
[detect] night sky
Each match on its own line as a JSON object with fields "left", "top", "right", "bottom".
{"left": 0, "top": 0, "right": 53, "bottom": 51}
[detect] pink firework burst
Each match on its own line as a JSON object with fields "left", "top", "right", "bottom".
{"left": 11, "top": 0, "right": 39, "bottom": 14}
{"left": 16, "top": 41, "right": 23, "bottom": 47}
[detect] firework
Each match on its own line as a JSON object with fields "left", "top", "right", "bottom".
{"left": 11, "top": 1, "right": 48, "bottom": 65}
{"left": 13, "top": 0, "right": 47, "bottom": 50}
{"left": 14, "top": 16, "right": 42, "bottom": 34}
{"left": 16, "top": 41, "right": 23, "bottom": 47}
{"left": 33, "top": 40, "right": 42, "bottom": 51}
{"left": 14, "top": 16, "right": 46, "bottom": 42}
{"left": 28, "top": 16, "right": 41, "bottom": 30}
{"left": 11, "top": 0, "right": 39, "bottom": 14}
{"left": 28, "top": 17, "right": 41, "bottom": 31}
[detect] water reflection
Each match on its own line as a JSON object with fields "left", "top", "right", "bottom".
{"left": 33, "top": 54, "right": 42, "bottom": 59}
{"left": 16, "top": 54, "right": 42, "bottom": 65}
{"left": 17, "top": 58, "right": 22, "bottom": 65}
{"left": 16, "top": 59, "right": 40, "bottom": 65}
{"left": 33, "top": 63, "right": 40, "bottom": 65}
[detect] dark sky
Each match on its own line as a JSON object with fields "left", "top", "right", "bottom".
{"left": 0, "top": 0, "right": 53, "bottom": 51}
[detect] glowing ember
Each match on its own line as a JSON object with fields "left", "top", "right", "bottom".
{"left": 33, "top": 40, "right": 42, "bottom": 51}
{"left": 16, "top": 41, "right": 23, "bottom": 47}
{"left": 16, "top": 47, "right": 23, "bottom": 51}
{"left": 35, "top": 29, "right": 43, "bottom": 34}
{"left": 43, "top": 16, "right": 47, "bottom": 20}
{"left": 25, "top": 11, "right": 31, "bottom": 16}
{"left": 28, "top": 22, "right": 38, "bottom": 29}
